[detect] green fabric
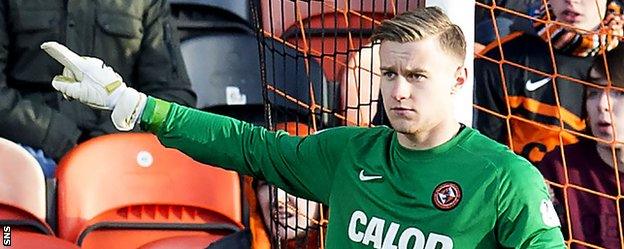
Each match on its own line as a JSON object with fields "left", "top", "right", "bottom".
{"left": 141, "top": 97, "right": 171, "bottom": 132}
{"left": 142, "top": 100, "right": 566, "bottom": 249}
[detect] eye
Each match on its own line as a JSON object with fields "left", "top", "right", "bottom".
{"left": 382, "top": 71, "right": 397, "bottom": 80}
{"left": 406, "top": 73, "right": 426, "bottom": 81}
{"left": 586, "top": 88, "right": 602, "bottom": 98}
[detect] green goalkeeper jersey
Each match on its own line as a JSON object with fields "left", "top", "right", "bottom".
{"left": 140, "top": 98, "right": 565, "bottom": 249}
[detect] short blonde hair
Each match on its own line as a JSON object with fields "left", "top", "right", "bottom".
{"left": 371, "top": 6, "right": 466, "bottom": 63}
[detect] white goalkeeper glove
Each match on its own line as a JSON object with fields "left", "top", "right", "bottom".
{"left": 41, "top": 41, "right": 147, "bottom": 131}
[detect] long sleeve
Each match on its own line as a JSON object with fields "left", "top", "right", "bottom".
{"left": 140, "top": 97, "right": 353, "bottom": 204}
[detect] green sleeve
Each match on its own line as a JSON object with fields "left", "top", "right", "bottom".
{"left": 140, "top": 97, "right": 353, "bottom": 203}
{"left": 495, "top": 159, "right": 566, "bottom": 248}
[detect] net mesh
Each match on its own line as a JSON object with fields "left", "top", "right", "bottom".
{"left": 250, "top": 0, "right": 421, "bottom": 247}
{"left": 475, "top": 0, "right": 624, "bottom": 248}
{"left": 247, "top": 0, "right": 624, "bottom": 248}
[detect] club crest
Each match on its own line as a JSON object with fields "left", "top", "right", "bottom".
{"left": 432, "top": 181, "right": 462, "bottom": 210}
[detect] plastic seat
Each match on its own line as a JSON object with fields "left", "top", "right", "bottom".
{"left": 0, "top": 137, "right": 53, "bottom": 235}
{"left": 261, "top": 0, "right": 421, "bottom": 81}
{"left": 340, "top": 43, "right": 381, "bottom": 127}
{"left": 3, "top": 231, "right": 80, "bottom": 249}
{"left": 169, "top": 0, "right": 253, "bottom": 42}
{"left": 56, "top": 133, "right": 242, "bottom": 249}
{"left": 275, "top": 122, "right": 314, "bottom": 136}
{"left": 137, "top": 234, "right": 223, "bottom": 249}
{"left": 181, "top": 35, "right": 327, "bottom": 123}
{"left": 168, "top": 0, "right": 251, "bottom": 25}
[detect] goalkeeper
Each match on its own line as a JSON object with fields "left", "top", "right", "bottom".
{"left": 41, "top": 7, "right": 565, "bottom": 248}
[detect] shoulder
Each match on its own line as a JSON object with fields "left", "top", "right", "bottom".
{"left": 459, "top": 128, "right": 529, "bottom": 168}
{"left": 459, "top": 128, "right": 541, "bottom": 181}
{"left": 313, "top": 126, "right": 370, "bottom": 137}
{"left": 309, "top": 126, "right": 392, "bottom": 142}
{"left": 479, "top": 32, "right": 548, "bottom": 62}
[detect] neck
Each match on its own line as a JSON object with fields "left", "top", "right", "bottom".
{"left": 396, "top": 120, "right": 461, "bottom": 150}
{"left": 596, "top": 144, "right": 624, "bottom": 173}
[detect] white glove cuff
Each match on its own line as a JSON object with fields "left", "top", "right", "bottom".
{"left": 111, "top": 88, "right": 147, "bottom": 131}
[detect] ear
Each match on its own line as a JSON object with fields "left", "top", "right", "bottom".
{"left": 451, "top": 66, "right": 467, "bottom": 94}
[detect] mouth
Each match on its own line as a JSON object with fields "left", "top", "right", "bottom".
{"left": 596, "top": 121, "right": 613, "bottom": 133}
{"left": 391, "top": 107, "right": 415, "bottom": 113}
{"left": 275, "top": 210, "right": 295, "bottom": 221}
{"left": 560, "top": 9, "right": 582, "bottom": 22}
{"left": 599, "top": 121, "right": 612, "bottom": 127}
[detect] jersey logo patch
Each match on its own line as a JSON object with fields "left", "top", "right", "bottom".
{"left": 359, "top": 170, "right": 383, "bottom": 181}
{"left": 525, "top": 77, "right": 551, "bottom": 91}
{"left": 432, "top": 181, "right": 462, "bottom": 211}
{"left": 540, "top": 199, "right": 561, "bottom": 227}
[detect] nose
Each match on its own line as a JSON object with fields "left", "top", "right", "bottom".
{"left": 597, "top": 91, "right": 611, "bottom": 112}
{"left": 390, "top": 77, "right": 411, "bottom": 101}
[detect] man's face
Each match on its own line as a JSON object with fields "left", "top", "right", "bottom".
{"left": 379, "top": 38, "right": 464, "bottom": 135}
{"left": 550, "top": 0, "right": 608, "bottom": 31}
{"left": 257, "top": 182, "right": 320, "bottom": 240}
{"left": 586, "top": 68, "right": 624, "bottom": 147}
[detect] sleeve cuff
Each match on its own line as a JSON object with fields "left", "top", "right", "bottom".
{"left": 140, "top": 96, "right": 172, "bottom": 132}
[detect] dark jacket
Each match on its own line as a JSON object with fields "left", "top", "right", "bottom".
{"left": 474, "top": 32, "right": 592, "bottom": 163}
{"left": 0, "top": 0, "right": 196, "bottom": 159}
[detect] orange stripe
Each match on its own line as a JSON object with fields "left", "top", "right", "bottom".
{"left": 244, "top": 177, "right": 272, "bottom": 249}
{"left": 507, "top": 96, "right": 585, "bottom": 131}
{"left": 478, "top": 31, "right": 525, "bottom": 56}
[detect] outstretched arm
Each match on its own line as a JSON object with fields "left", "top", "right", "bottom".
{"left": 41, "top": 42, "right": 351, "bottom": 203}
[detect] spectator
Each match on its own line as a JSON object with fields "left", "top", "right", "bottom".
{"left": 538, "top": 45, "right": 624, "bottom": 249}
{"left": 0, "top": 0, "right": 196, "bottom": 177}
{"left": 474, "top": 0, "right": 623, "bottom": 163}
{"left": 208, "top": 178, "right": 321, "bottom": 249}
{"left": 255, "top": 180, "right": 321, "bottom": 248}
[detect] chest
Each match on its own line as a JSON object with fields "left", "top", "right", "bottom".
{"left": 504, "top": 53, "right": 591, "bottom": 109}
{"left": 325, "top": 157, "right": 500, "bottom": 248}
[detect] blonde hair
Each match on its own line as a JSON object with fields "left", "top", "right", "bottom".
{"left": 371, "top": 6, "right": 466, "bottom": 63}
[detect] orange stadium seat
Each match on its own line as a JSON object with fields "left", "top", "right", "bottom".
{"left": 136, "top": 234, "right": 224, "bottom": 249}
{"left": 0, "top": 137, "right": 53, "bottom": 235}
{"left": 261, "top": 0, "right": 421, "bottom": 81}
{"left": 4, "top": 231, "right": 80, "bottom": 249}
{"left": 56, "top": 133, "right": 242, "bottom": 249}
{"left": 275, "top": 122, "right": 314, "bottom": 136}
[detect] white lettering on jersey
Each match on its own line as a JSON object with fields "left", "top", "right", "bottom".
{"left": 349, "top": 210, "right": 367, "bottom": 242}
{"left": 398, "top": 228, "right": 426, "bottom": 249}
{"left": 540, "top": 199, "right": 561, "bottom": 227}
{"left": 381, "top": 222, "right": 400, "bottom": 249}
{"left": 348, "top": 210, "right": 453, "bottom": 249}
{"left": 425, "top": 233, "right": 453, "bottom": 249}
{"left": 363, "top": 217, "right": 385, "bottom": 248}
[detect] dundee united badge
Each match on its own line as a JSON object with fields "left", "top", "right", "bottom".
{"left": 432, "top": 181, "right": 462, "bottom": 210}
